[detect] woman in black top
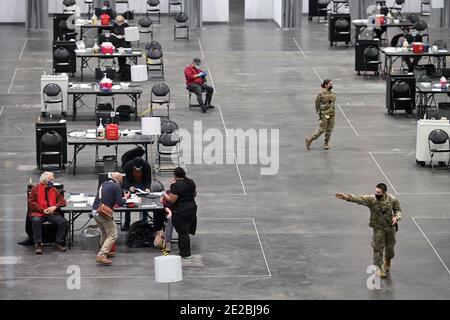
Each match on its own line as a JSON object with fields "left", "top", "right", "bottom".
{"left": 111, "top": 15, "right": 130, "bottom": 73}
{"left": 162, "top": 167, "right": 197, "bottom": 258}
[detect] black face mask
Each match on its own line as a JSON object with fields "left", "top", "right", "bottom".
{"left": 375, "top": 194, "right": 383, "bottom": 200}
{"left": 328, "top": 86, "right": 333, "bottom": 91}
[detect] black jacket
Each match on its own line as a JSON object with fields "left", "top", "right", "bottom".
{"left": 112, "top": 22, "right": 131, "bottom": 48}
{"left": 123, "top": 160, "right": 152, "bottom": 190}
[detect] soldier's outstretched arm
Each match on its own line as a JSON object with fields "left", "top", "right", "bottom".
{"left": 335, "top": 193, "right": 372, "bottom": 207}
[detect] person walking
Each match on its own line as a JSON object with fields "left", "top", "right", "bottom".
{"left": 92, "top": 172, "right": 130, "bottom": 265}
{"left": 335, "top": 183, "right": 402, "bottom": 278}
{"left": 305, "top": 79, "right": 336, "bottom": 150}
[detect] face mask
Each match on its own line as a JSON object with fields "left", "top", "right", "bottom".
{"left": 375, "top": 194, "right": 383, "bottom": 200}
{"left": 328, "top": 86, "right": 333, "bottom": 91}
{"left": 47, "top": 181, "right": 54, "bottom": 188}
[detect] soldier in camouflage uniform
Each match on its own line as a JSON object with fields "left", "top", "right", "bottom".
{"left": 335, "top": 183, "right": 402, "bottom": 278}
{"left": 305, "top": 79, "right": 336, "bottom": 151}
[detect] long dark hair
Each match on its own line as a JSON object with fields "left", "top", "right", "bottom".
{"left": 321, "top": 79, "right": 332, "bottom": 88}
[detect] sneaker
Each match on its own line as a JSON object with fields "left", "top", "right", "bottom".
{"left": 182, "top": 255, "right": 192, "bottom": 260}
{"left": 201, "top": 104, "right": 208, "bottom": 113}
{"left": 34, "top": 243, "right": 43, "bottom": 255}
{"left": 96, "top": 255, "right": 112, "bottom": 265}
{"left": 207, "top": 104, "right": 215, "bottom": 109}
{"left": 53, "top": 243, "right": 66, "bottom": 252}
{"left": 106, "top": 252, "right": 116, "bottom": 258}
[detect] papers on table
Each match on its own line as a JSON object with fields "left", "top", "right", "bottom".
{"left": 384, "top": 47, "right": 402, "bottom": 53}
{"left": 74, "top": 203, "right": 87, "bottom": 208}
{"left": 126, "top": 195, "right": 141, "bottom": 204}
{"left": 69, "top": 194, "right": 87, "bottom": 202}
{"left": 142, "top": 204, "right": 160, "bottom": 208}
{"left": 136, "top": 188, "right": 149, "bottom": 194}
{"left": 85, "top": 133, "right": 97, "bottom": 139}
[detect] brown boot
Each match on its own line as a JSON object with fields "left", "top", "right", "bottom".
{"left": 305, "top": 137, "right": 312, "bottom": 150}
{"left": 376, "top": 266, "right": 387, "bottom": 278}
{"left": 34, "top": 243, "right": 43, "bottom": 255}
{"left": 324, "top": 141, "right": 330, "bottom": 150}
{"left": 96, "top": 255, "right": 112, "bottom": 265}
{"left": 383, "top": 259, "right": 391, "bottom": 272}
{"left": 53, "top": 243, "right": 66, "bottom": 252}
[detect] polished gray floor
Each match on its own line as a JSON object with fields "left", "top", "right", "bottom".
{"left": 0, "top": 12, "right": 450, "bottom": 300}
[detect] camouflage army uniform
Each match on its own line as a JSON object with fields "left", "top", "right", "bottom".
{"left": 344, "top": 193, "right": 402, "bottom": 268}
{"left": 311, "top": 88, "right": 336, "bottom": 143}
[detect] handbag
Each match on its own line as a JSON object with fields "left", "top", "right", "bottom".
{"left": 153, "top": 230, "right": 165, "bottom": 249}
{"left": 97, "top": 185, "right": 114, "bottom": 220}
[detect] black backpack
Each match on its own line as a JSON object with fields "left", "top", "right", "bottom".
{"left": 116, "top": 105, "right": 134, "bottom": 121}
{"left": 127, "top": 221, "right": 154, "bottom": 248}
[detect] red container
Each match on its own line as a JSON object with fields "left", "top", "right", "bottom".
{"left": 106, "top": 123, "right": 119, "bottom": 140}
{"left": 413, "top": 42, "right": 424, "bottom": 54}
{"left": 101, "top": 42, "right": 115, "bottom": 54}
{"left": 100, "top": 14, "right": 111, "bottom": 26}
{"left": 375, "top": 14, "right": 385, "bottom": 26}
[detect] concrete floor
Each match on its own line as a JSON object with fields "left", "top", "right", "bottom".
{"left": 0, "top": 11, "right": 450, "bottom": 300}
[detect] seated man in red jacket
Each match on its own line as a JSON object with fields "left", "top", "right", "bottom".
{"left": 185, "top": 58, "right": 215, "bottom": 113}
{"left": 28, "top": 172, "right": 68, "bottom": 254}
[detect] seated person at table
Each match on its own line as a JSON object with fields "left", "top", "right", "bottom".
{"left": 122, "top": 157, "right": 152, "bottom": 230}
{"left": 395, "top": 33, "right": 423, "bottom": 72}
{"left": 185, "top": 58, "right": 215, "bottom": 113}
{"left": 111, "top": 15, "right": 130, "bottom": 73}
{"left": 28, "top": 172, "right": 68, "bottom": 254}
{"left": 95, "top": 0, "right": 116, "bottom": 20}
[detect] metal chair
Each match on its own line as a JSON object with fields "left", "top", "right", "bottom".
{"left": 392, "top": 81, "right": 413, "bottom": 115}
{"left": 116, "top": 0, "right": 130, "bottom": 10}
{"left": 43, "top": 83, "right": 64, "bottom": 116}
{"left": 157, "top": 120, "right": 180, "bottom": 173}
{"left": 147, "top": 0, "right": 161, "bottom": 24}
{"left": 84, "top": 0, "right": 94, "bottom": 18}
{"left": 363, "top": 46, "right": 381, "bottom": 77}
{"left": 169, "top": 0, "right": 183, "bottom": 16}
{"left": 146, "top": 47, "right": 164, "bottom": 80}
{"left": 188, "top": 86, "right": 207, "bottom": 110}
{"left": 161, "top": 119, "right": 179, "bottom": 134}
{"left": 53, "top": 47, "right": 71, "bottom": 75}
{"left": 389, "top": 0, "right": 405, "bottom": 20}
{"left": 40, "top": 131, "right": 64, "bottom": 170}
{"left": 421, "top": 0, "right": 431, "bottom": 15}
{"left": 145, "top": 40, "right": 162, "bottom": 51}
{"left": 138, "top": 17, "right": 153, "bottom": 42}
{"left": 174, "top": 12, "right": 189, "bottom": 39}
{"left": 63, "top": 0, "right": 77, "bottom": 13}
{"left": 317, "top": 0, "right": 331, "bottom": 23}
{"left": 414, "top": 20, "right": 429, "bottom": 43}
{"left": 149, "top": 83, "right": 171, "bottom": 118}
{"left": 428, "top": 129, "right": 450, "bottom": 172}
{"left": 407, "top": 13, "right": 419, "bottom": 24}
